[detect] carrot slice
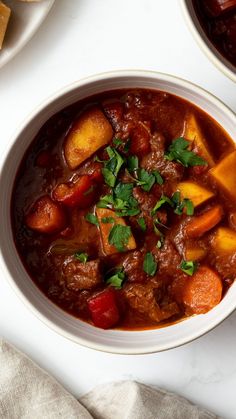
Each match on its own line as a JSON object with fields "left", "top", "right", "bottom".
{"left": 182, "top": 266, "right": 222, "bottom": 314}
{"left": 186, "top": 205, "right": 223, "bottom": 238}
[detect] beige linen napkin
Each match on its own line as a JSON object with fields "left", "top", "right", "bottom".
{"left": 0, "top": 340, "right": 220, "bottom": 419}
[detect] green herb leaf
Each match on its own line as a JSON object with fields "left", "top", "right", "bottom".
{"left": 108, "top": 224, "right": 132, "bottom": 252}
{"left": 101, "top": 217, "right": 115, "bottom": 223}
{"left": 143, "top": 252, "right": 157, "bottom": 276}
{"left": 101, "top": 147, "right": 125, "bottom": 187}
{"left": 184, "top": 199, "right": 194, "bottom": 216}
{"left": 137, "top": 217, "right": 146, "bottom": 231}
{"left": 137, "top": 168, "right": 156, "bottom": 192}
{"left": 97, "top": 194, "right": 114, "bottom": 209}
{"left": 85, "top": 213, "right": 99, "bottom": 226}
{"left": 171, "top": 192, "right": 194, "bottom": 216}
{"left": 106, "top": 268, "right": 125, "bottom": 288}
{"left": 102, "top": 168, "right": 116, "bottom": 187}
{"left": 151, "top": 195, "right": 173, "bottom": 216}
{"left": 165, "top": 137, "right": 207, "bottom": 167}
{"left": 180, "top": 260, "right": 198, "bottom": 276}
{"left": 153, "top": 170, "right": 164, "bottom": 185}
{"left": 127, "top": 155, "right": 139, "bottom": 172}
{"left": 74, "top": 252, "right": 88, "bottom": 263}
{"left": 113, "top": 137, "right": 123, "bottom": 147}
{"left": 114, "top": 182, "right": 134, "bottom": 201}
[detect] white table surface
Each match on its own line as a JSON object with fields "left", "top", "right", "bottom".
{"left": 0, "top": 1, "right": 236, "bottom": 417}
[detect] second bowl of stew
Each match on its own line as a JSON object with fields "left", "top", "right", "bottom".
{"left": 0, "top": 71, "right": 236, "bottom": 353}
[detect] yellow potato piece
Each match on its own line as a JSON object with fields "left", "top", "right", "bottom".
{"left": 184, "top": 113, "right": 215, "bottom": 167}
{"left": 96, "top": 208, "right": 136, "bottom": 255}
{"left": 178, "top": 181, "right": 214, "bottom": 207}
{"left": 212, "top": 227, "right": 236, "bottom": 254}
{"left": 185, "top": 246, "right": 206, "bottom": 261}
{"left": 210, "top": 151, "right": 236, "bottom": 201}
{"left": 64, "top": 107, "right": 113, "bottom": 170}
{"left": 0, "top": 2, "right": 11, "bottom": 50}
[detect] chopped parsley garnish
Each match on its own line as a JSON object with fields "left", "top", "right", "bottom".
{"left": 102, "top": 146, "right": 125, "bottom": 187}
{"left": 127, "top": 155, "right": 139, "bottom": 172}
{"left": 151, "top": 195, "right": 173, "bottom": 216}
{"left": 101, "top": 217, "right": 115, "bottom": 224}
{"left": 143, "top": 252, "right": 157, "bottom": 276}
{"left": 85, "top": 213, "right": 99, "bottom": 226}
{"left": 172, "top": 191, "right": 194, "bottom": 216}
{"left": 113, "top": 137, "right": 130, "bottom": 153}
{"left": 153, "top": 170, "right": 164, "bottom": 185}
{"left": 136, "top": 168, "right": 156, "bottom": 192}
{"left": 106, "top": 268, "right": 126, "bottom": 288}
{"left": 113, "top": 137, "right": 123, "bottom": 147}
{"left": 165, "top": 137, "right": 207, "bottom": 167}
{"left": 97, "top": 182, "right": 140, "bottom": 217}
{"left": 74, "top": 252, "right": 88, "bottom": 263}
{"left": 180, "top": 260, "right": 198, "bottom": 276}
{"left": 108, "top": 224, "right": 132, "bottom": 252}
{"left": 137, "top": 217, "right": 146, "bottom": 231}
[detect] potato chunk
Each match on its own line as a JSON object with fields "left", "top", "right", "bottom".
{"left": 64, "top": 107, "right": 113, "bottom": 170}
{"left": 184, "top": 113, "right": 215, "bottom": 166}
{"left": 185, "top": 246, "right": 206, "bottom": 261}
{"left": 0, "top": 2, "right": 11, "bottom": 50}
{"left": 212, "top": 227, "right": 236, "bottom": 254}
{"left": 96, "top": 208, "right": 136, "bottom": 255}
{"left": 210, "top": 151, "right": 236, "bottom": 201}
{"left": 178, "top": 181, "right": 214, "bottom": 207}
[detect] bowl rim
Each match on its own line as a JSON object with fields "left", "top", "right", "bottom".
{"left": 180, "top": 0, "right": 236, "bottom": 83}
{"left": 0, "top": 69, "right": 236, "bottom": 354}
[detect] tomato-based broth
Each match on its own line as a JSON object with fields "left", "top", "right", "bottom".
{"left": 193, "top": 0, "right": 236, "bottom": 68}
{"left": 12, "top": 89, "right": 236, "bottom": 330}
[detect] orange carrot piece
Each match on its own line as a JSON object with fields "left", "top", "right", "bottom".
{"left": 182, "top": 266, "right": 222, "bottom": 314}
{"left": 186, "top": 205, "right": 223, "bottom": 238}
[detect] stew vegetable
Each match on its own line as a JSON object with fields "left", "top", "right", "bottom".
{"left": 12, "top": 89, "right": 236, "bottom": 329}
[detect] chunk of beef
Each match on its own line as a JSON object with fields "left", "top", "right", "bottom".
{"left": 103, "top": 102, "right": 124, "bottom": 131}
{"left": 122, "top": 250, "right": 147, "bottom": 283}
{"left": 133, "top": 187, "right": 158, "bottom": 212}
{"left": 152, "top": 238, "right": 182, "bottom": 277}
{"left": 123, "top": 280, "right": 179, "bottom": 323}
{"left": 141, "top": 132, "right": 184, "bottom": 184}
{"left": 63, "top": 259, "right": 102, "bottom": 291}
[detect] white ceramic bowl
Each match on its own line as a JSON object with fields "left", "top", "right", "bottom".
{"left": 181, "top": 0, "right": 236, "bottom": 83}
{"left": 0, "top": 70, "right": 236, "bottom": 354}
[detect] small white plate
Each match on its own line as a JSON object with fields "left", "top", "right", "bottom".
{"left": 0, "top": 0, "right": 55, "bottom": 69}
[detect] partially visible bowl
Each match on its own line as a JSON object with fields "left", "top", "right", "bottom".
{"left": 181, "top": 0, "right": 236, "bottom": 83}
{"left": 0, "top": 70, "right": 236, "bottom": 354}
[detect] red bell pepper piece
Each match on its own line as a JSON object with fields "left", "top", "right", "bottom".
{"left": 53, "top": 175, "right": 96, "bottom": 208}
{"left": 88, "top": 288, "right": 120, "bottom": 329}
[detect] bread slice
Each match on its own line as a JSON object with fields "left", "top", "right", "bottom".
{"left": 0, "top": 1, "right": 11, "bottom": 50}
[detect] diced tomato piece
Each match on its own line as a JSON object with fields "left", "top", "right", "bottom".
{"left": 130, "top": 123, "right": 150, "bottom": 156}
{"left": 88, "top": 288, "right": 120, "bottom": 329}
{"left": 25, "top": 196, "right": 66, "bottom": 234}
{"left": 53, "top": 175, "right": 96, "bottom": 208}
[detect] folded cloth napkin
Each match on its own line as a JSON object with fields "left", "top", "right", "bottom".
{"left": 0, "top": 340, "right": 220, "bottom": 419}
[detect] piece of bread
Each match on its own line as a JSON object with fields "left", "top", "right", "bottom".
{"left": 0, "top": 1, "right": 11, "bottom": 50}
